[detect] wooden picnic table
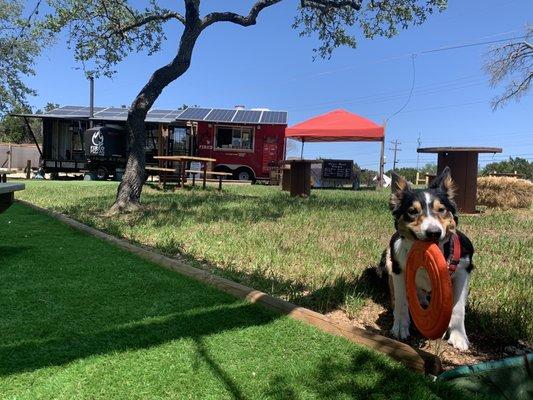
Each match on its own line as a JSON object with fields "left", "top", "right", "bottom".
{"left": 0, "top": 183, "right": 25, "bottom": 214}
{"left": 153, "top": 155, "right": 217, "bottom": 189}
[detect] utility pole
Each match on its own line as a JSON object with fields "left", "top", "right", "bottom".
{"left": 389, "top": 139, "right": 401, "bottom": 171}
{"left": 416, "top": 133, "right": 422, "bottom": 170}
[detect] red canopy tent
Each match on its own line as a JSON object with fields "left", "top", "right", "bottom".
{"left": 285, "top": 109, "right": 386, "bottom": 183}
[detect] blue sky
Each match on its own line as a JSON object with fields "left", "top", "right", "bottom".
{"left": 26, "top": 0, "right": 532, "bottom": 170}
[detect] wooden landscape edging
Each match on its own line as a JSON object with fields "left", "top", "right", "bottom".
{"left": 17, "top": 199, "right": 441, "bottom": 375}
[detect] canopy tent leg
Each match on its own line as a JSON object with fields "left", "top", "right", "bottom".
{"left": 378, "top": 136, "right": 385, "bottom": 188}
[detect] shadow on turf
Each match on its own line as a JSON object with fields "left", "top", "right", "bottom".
{"left": 263, "top": 352, "right": 468, "bottom": 400}
{"left": 193, "top": 337, "right": 247, "bottom": 400}
{"left": 0, "top": 245, "right": 31, "bottom": 266}
{"left": 57, "top": 187, "right": 387, "bottom": 226}
{"left": 0, "top": 302, "right": 278, "bottom": 376}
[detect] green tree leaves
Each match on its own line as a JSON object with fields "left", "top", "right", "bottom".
{"left": 294, "top": 0, "right": 447, "bottom": 59}
{"left": 482, "top": 157, "right": 533, "bottom": 180}
{"left": 0, "top": 0, "right": 53, "bottom": 116}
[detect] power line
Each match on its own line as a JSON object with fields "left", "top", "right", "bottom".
{"left": 285, "top": 75, "right": 487, "bottom": 112}
{"left": 388, "top": 54, "right": 416, "bottom": 121}
{"left": 419, "top": 35, "right": 527, "bottom": 55}
{"left": 283, "top": 31, "right": 524, "bottom": 84}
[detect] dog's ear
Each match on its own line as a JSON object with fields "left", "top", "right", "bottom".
{"left": 429, "top": 166, "right": 456, "bottom": 199}
{"left": 389, "top": 172, "right": 412, "bottom": 211}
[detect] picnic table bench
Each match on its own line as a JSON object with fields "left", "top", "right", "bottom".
{"left": 185, "top": 169, "right": 232, "bottom": 190}
{"left": 149, "top": 156, "right": 231, "bottom": 190}
{"left": 145, "top": 166, "right": 176, "bottom": 173}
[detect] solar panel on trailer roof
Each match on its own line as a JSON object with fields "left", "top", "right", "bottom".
{"left": 148, "top": 109, "right": 175, "bottom": 114}
{"left": 40, "top": 105, "right": 287, "bottom": 124}
{"left": 99, "top": 107, "right": 126, "bottom": 113}
{"left": 204, "top": 109, "right": 237, "bottom": 122}
{"left": 164, "top": 110, "right": 183, "bottom": 117}
{"left": 178, "top": 107, "right": 212, "bottom": 120}
{"left": 232, "top": 110, "right": 262, "bottom": 124}
{"left": 95, "top": 113, "right": 125, "bottom": 117}
{"left": 44, "top": 110, "right": 74, "bottom": 115}
{"left": 60, "top": 105, "right": 84, "bottom": 110}
{"left": 260, "top": 111, "right": 287, "bottom": 124}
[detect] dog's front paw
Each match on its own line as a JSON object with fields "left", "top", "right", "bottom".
{"left": 391, "top": 320, "right": 410, "bottom": 340}
{"left": 448, "top": 331, "right": 470, "bottom": 351}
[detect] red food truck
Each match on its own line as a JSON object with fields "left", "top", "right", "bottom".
{"left": 174, "top": 107, "right": 287, "bottom": 181}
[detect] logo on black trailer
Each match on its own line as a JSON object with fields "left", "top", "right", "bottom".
{"left": 90, "top": 130, "right": 104, "bottom": 156}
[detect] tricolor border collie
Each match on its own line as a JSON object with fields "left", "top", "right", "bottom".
{"left": 380, "top": 167, "right": 474, "bottom": 350}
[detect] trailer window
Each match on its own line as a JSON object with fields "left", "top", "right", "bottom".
{"left": 215, "top": 126, "right": 253, "bottom": 150}
{"left": 171, "top": 127, "right": 188, "bottom": 154}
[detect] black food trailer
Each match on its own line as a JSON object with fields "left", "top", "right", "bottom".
{"left": 12, "top": 106, "right": 194, "bottom": 179}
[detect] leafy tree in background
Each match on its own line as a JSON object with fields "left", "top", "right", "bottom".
{"left": 0, "top": 1, "right": 52, "bottom": 116}
{"left": 485, "top": 26, "right": 532, "bottom": 110}
{"left": 386, "top": 167, "right": 417, "bottom": 182}
{"left": 419, "top": 162, "right": 437, "bottom": 176}
{"left": 0, "top": 104, "right": 33, "bottom": 143}
{"left": 37, "top": 0, "right": 447, "bottom": 212}
{"left": 385, "top": 163, "right": 436, "bottom": 184}
{"left": 481, "top": 157, "right": 533, "bottom": 180}
{"left": 358, "top": 168, "right": 378, "bottom": 186}
{"left": 0, "top": 102, "right": 59, "bottom": 143}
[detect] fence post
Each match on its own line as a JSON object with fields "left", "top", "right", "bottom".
{"left": 26, "top": 160, "right": 31, "bottom": 179}
{"left": 8, "top": 144, "right": 12, "bottom": 170}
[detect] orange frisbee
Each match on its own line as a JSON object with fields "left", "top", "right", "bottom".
{"left": 406, "top": 241, "right": 453, "bottom": 339}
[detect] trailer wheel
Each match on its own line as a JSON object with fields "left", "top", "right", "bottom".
{"left": 95, "top": 166, "right": 109, "bottom": 181}
{"left": 234, "top": 167, "right": 255, "bottom": 182}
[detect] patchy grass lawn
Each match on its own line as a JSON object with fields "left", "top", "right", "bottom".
{"left": 0, "top": 203, "right": 468, "bottom": 399}
{"left": 17, "top": 181, "right": 533, "bottom": 348}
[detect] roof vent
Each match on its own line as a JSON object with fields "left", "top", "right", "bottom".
{"left": 234, "top": 105, "right": 245, "bottom": 110}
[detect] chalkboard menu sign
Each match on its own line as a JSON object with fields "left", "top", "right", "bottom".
{"left": 322, "top": 159, "right": 353, "bottom": 179}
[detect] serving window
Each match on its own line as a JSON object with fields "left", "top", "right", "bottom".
{"left": 215, "top": 126, "right": 254, "bottom": 151}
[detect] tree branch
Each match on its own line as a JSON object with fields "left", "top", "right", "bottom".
{"left": 111, "top": 11, "right": 185, "bottom": 36}
{"left": 300, "top": 0, "right": 361, "bottom": 10}
{"left": 200, "top": 0, "right": 362, "bottom": 30}
{"left": 201, "top": 0, "right": 282, "bottom": 29}
{"left": 492, "top": 72, "right": 532, "bottom": 109}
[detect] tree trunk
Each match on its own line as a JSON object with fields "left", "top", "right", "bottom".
{"left": 110, "top": 19, "right": 201, "bottom": 213}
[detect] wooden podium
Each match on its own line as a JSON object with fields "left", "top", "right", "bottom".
{"left": 281, "top": 160, "right": 322, "bottom": 197}
{"left": 417, "top": 147, "right": 502, "bottom": 213}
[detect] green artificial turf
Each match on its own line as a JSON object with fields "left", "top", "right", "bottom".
{"left": 0, "top": 203, "right": 470, "bottom": 399}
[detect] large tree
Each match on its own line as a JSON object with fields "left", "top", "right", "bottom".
{"left": 485, "top": 26, "right": 532, "bottom": 110}
{"left": 42, "top": 0, "right": 446, "bottom": 212}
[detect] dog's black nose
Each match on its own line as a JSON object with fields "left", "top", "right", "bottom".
{"left": 425, "top": 227, "right": 442, "bottom": 241}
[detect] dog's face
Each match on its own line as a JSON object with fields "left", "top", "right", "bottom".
{"left": 390, "top": 167, "right": 458, "bottom": 242}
